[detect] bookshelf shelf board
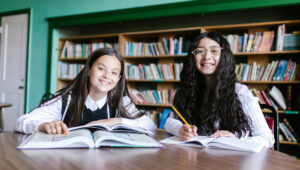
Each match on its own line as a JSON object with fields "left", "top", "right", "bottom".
{"left": 262, "top": 109, "right": 299, "bottom": 114}
{"left": 59, "top": 58, "right": 87, "bottom": 62}
{"left": 124, "top": 55, "right": 186, "bottom": 59}
{"left": 58, "top": 78, "right": 73, "bottom": 81}
{"left": 60, "top": 33, "right": 119, "bottom": 41}
{"left": 135, "top": 103, "right": 172, "bottom": 107}
{"left": 126, "top": 79, "right": 180, "bottom": 83}
{"left": 240, "top": 81, "right": 300, "bottom": 84}
{"left": 202, "top": 19, "right": 300, "bottom": 30}
{"left": 280, "top": 141, "right": 300, "bottom": 145}
{"left": 234, "top": 50, "right": 300, "bottom": 56}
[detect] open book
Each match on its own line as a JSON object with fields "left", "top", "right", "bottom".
{"left": 17, "top": 129, "right": 163, "bottom": 149}
{"left": 68, "top": 123, "right": 154, "bottom": 136}
{"left": 160, "top": 136, "right": 264, "bottom": 153}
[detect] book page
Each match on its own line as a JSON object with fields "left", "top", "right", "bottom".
{"left": 207, "top": 137, "right": 264, "bottom": 153}
{"left": 17, "top": 129, "right": 95, "bottom": 149}
{"left": 93, "top": 131, "right": 162, "bottom": 148}
{"left": 159, "top": 136, "right": 214, "bottom": 147}
{"left": 68, "top": 124, "right": 109, "bottom": 131}
{"left": 69, "top": 123, "right": 153, "bottom": 136}
{"left": 160, "top": 136, "right": 264, "bottom": 152}
{"left": 109, "top": 124, "right": 154, "bottom": 136}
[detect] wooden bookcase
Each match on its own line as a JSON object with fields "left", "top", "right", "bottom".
{"left": 57, "top": 20, "right": 300, "bottom": 148}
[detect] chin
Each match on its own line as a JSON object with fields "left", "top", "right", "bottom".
{"left": 200, "top": 69, "right": 215, "bottom": 75}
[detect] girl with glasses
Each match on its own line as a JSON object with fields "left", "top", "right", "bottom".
{"left": 15, "top": 48, "right": 156, "bottom": 134}
{"left": 165, "top": 32, "right": 274, "bottom": 148}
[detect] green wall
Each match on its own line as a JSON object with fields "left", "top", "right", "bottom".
{"left": 0, "top": 0, "right": 300, "bottom": 112}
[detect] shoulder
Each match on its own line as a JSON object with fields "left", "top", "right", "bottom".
{"left": 235, "top": 83, "right": 258, "bottom": 103}
{"left": 40, "top": 95, "right": 63, "bottom": 107}
{"left": 122, "top": 96, "right": 132, "bottom": 105}
{"left": 121, "top": 96, "right": 140, "bottom": 116}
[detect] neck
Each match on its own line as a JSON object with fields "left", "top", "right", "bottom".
{"left": 89, "top": 90, "right": 107, "bottom": 101}
{"left": 204, "top": 75, "right": 211, "bottom": 89}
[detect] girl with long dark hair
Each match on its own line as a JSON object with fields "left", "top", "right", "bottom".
{"left": 15, "top": 48, "right": 156, "bottom": 134}
{"left": 165, "top": 32, "right": 274, "bottom": 148}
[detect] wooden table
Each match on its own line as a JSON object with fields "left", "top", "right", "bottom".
{"left": 0, "top": 132, "right": 299, "bottom": 170}
{"left": 0, "top": 103, "right": 12, "bottom": 131}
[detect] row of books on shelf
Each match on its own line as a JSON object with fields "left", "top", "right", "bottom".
{"left": 236, "top": 59, "right": 300, "bottom": 81}
{"left": 125, "top": 63, "right": 183, "bottom": 80}
{"left": 61, "top": 40, "right": 119, "bottom": 58}
{"left": 225, "top": 24, "right": 300, "bottom": 52}
{"left": 143, "top": 109, "right": 172, "bottom": 129}
{"left": 124, "top": 36, "right": 192, "bottom": 56}
{"left": 58, "top": 62, "right": 84, "bottom": 79}
{"left": 130, "top": 89, "right": 176, "bottom": 105}
{"left": 279, "top": 118, "right": 299, "bottom": 143}
{"left": 251, "top": 86, "right": 289, "bottom": 111}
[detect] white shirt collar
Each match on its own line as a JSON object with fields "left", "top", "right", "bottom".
{"left": 85, "top": 95, "right": 107, "bottom": 111}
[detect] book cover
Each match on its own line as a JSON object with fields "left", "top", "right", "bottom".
{"left": 259, "top": 31, "right": 274, "bottom": 52}
{"left": 269, "top": 86, "right": 286, "bottom": 110}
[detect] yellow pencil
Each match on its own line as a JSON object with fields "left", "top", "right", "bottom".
{"left": 170, "top": 105, "right": 191, "bottom": 128}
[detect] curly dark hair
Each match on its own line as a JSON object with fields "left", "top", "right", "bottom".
{"left": 173, "top": 32, "right": 252, "bottom": 138}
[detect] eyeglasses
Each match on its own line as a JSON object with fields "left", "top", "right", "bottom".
{"left": 191, "top": 47, "right": 223, "bottom": 57}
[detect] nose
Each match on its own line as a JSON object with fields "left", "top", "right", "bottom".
{"left": 102, "top": 70, "right": 109, "bottom": 78}
{"left": 203, "top": 51, "right": 212, "bottom": 60}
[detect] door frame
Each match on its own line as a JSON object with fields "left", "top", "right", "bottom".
{"left": 0, "top": 9, "right": 31, "bottom": 113}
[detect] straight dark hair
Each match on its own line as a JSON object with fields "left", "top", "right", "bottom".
{"left": 173, "top": 32, "right": 252, "bottom": 138}
{"left": 41, "top": 48, "right": 141, "bottom": 127}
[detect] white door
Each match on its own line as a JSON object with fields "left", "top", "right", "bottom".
{"left": 0, "top": 14, "right": 28, "bottom": 131}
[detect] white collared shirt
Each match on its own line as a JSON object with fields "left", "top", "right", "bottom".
{"left": 85, "top": 95, "right": 107, "bottom": 112}
{"left": 14, "top": 95, "right": 156, "bottom": 134}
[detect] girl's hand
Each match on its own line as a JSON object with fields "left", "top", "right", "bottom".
{"left": 38, "top": 120, "right": 69, "bottom": 134}
{"left": 210, "top": 130, "right": 236, "bottom": 138}
{"left": 86, "top": 118, "right": 122, "bottom": 127}
{"left": 179, "top": 124, "right": 198, "bottom": 141}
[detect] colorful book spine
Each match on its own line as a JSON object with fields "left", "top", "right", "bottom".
{"left": 283, "top": 118, "right": 299, "bottom": 141}
{"left": 261, "top": 90, "right": 272, "bottom": 106}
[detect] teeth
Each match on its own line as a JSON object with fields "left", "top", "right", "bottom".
{"left": 202, "top": 64, "right": 213, "bottom": 66}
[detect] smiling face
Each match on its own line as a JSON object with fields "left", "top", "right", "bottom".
{"left": 88, "top": 54, "right": 121, "bottom": 99}
{"left": 194, "top": 37, "right": 222, "bottom": 75}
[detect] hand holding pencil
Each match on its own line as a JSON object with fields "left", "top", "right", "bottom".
{"left": 171, "top": 105, "right": 198, "bottom": 141}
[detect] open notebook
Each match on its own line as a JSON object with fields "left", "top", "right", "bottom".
{"left": 17, "top": 129, "right": 163, "bottom": 149}
{"left": 160, "top": 136, "right": 264, "bottom": 152}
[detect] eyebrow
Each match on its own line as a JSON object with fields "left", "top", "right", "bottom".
{"left": 97, "top": 63, "right": 121, "bottom": 72}
{"left": 196, "top": 46, "right": 221, "bottom": 48}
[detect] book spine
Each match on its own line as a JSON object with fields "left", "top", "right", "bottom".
{"left": 279, "top": 123, "right": 292, "bottom": 142}
{"left": 283, "top": 118, "right": 299, "bottom": 141}
{"left": 280, "top": 123, "right": 297, "bottom": 142}
{"left": 261, "top": 90, "right": 272, "bottom": 106}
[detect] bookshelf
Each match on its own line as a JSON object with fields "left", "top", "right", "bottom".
{"left": 120, "top": 28, "right": 200, "bottom": 110}
{"left": 57, "top": 20, "right": 300, "bottom": 149}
